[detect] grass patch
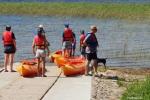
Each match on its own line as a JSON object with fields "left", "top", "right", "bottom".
{"left": 121, "top": 77, "right": 150, "bottom": 100}
{"left": 0, "top": 2, "right": 149, "bottom": 20}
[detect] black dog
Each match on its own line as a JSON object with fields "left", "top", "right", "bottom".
{"left": 97, "top": 58, "right": 107, "bottom": 69}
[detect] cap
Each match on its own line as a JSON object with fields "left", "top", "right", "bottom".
{"left": 90, "top": 25, "right": 97, "bottom": 30}
{"left": 6, "top": 25, "right": 11, "bottom": 31}
{"left": 6, "top": 25, "right": 11, "bottom": 28}
{"left": 38, "top": 24, "right": 43, "bottom": 28}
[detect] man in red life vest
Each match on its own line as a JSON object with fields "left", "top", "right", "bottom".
{"left": 79, "top": 30, "right": 86, "bottom": 59}
{"left": 62, "top": 24, "right": 74, "bottom": 57}
{"left": 83, "top": 25, "right": 99, "bottom": 76}
{"left": 32, "top": 25, "right": 50, "bottom": 77}
{"left": 2, "top": 25, "right": 16, "bottom": 72}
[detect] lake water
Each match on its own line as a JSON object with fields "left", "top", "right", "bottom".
{"left": 0, "top": 0, "right": 150, "bottom": 3}
{"left": 0, "top": 15, "right": 150, "bottom": 67}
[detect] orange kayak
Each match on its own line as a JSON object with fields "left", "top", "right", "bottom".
{"left": 49, "top": 50, "right": 62, "bottom": 62}
{"left": 54, "top": 56, "right": 68, "bottom": 67}
{"left": 54, "top": 55, "right": 85, "bottom": 67}
{"left": 62, "top": 62, "right": 85, "bottom": 76}
{"left": 16, "top": 59, "right": 42, "bottom": 77}
{"left": 52, "top": 50, "right": 86, "bottom": 76}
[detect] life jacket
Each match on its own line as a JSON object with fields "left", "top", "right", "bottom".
{"left": 80, "top": 34, "right": 86, "bottom": 46}
{"left": 63, "top": 28, "right": 74, "bottom": 42}
{"left": 85, "top": 33, "right": 98, "bottom": 47}
{"left": 34, "top": 35, "right": 45, "bottom": 47}
{"left": 3, "top": 31, "right": 13, "bottom": 45}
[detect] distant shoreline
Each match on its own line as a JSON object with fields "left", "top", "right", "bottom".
{"left": 0, "top": 2, "right": 149, "bottom": 20}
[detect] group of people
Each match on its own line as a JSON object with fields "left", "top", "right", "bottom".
{"left": 61, "top": 24, "right": 99, "bottom": 76}
{"left": 2, "top": 24, "right": 99, "bottom": 77}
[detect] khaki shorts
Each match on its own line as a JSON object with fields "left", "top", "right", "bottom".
{"left": 62, "top": 41, "right": 72, "bottom": 50}
{"left": 35, "top": 49, "right": 46, "bottom": 58}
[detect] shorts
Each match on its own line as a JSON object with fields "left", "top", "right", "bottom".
{"left": 62, "top": 41, "right": 72, "bottom": 50}
{"left": 35, "top": 49, "right": 46, "bottom": 58}
{"left": 86, "top": 52, "right": 97, "bottom": 61}
{"left": 4, "top": 45, "right": 16, "bottom": 54}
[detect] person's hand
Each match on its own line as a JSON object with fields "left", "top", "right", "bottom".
{"left": 33, "top": 50, "right": 36, "bottom": 56}
{"left": 47, "top": 50, "right": 50, "bottom": 56}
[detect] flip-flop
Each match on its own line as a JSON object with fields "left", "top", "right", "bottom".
{"left": 11, "top": 70, "right": 16, "bottom": 72}
{"left": 4, "top": 70, "right": 8, "bottom": 72}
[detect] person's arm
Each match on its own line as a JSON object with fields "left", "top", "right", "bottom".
{"left": 44, "top": 36, "right": 50, "bottom": 56}
{"left": 2, "top": 35, "right": 4, "bottom": 46}
{"left": 62, "top": 33, "right": 64, "bottom": 45}
{"left": 73, "top": 32, "right": 76, "bottom": 43}
{"left": 79, "top": 36, "right": 82, "bottom": 51}
{"left": 32, "top": 39, "right": 36, "bottom": 55}
{"left": 46, "top": 45, "right": 50, "bottom": 56}
{"left": 13, "top": 40, "right": 16, "bottom": 49}
{"left": 45, "top": 39, "right": 50, "bottom": 56}
{"left": 83, "top": 34, "right": 90, "bottom": 47}
{"left": 12, "top": 32, "right": 16, "bottom": 49}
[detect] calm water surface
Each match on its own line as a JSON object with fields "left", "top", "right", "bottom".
{"left": 0, "top": 15, "right": 150, "bottom": 67}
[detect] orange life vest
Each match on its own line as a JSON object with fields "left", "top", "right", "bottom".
{"left": 80, "top": 34, "right": 86, "bottom": 46}
{"left": 3, "top": 31, "right": 13, "bottom": 45}
{"left": 63, "top": 28, "right": 73, "bottom": 42}
{"left": 34, "top": 35, "right": 45, "bottom": 47}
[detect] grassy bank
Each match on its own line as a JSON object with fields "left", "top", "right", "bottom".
{"left": 0, "top": 2, "right": 150, "bottom": 20}
{"left": 121, "top": 77, "right": 150, "bottom": 100}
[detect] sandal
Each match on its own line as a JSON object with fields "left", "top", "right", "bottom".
{"left": 4, "top": 70, "right": 8, "bottom": 72}
{"left": 42, "top": 75, "right": 47, "bottom": 77}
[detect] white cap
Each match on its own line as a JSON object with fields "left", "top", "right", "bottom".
{"left": 38, "top": 24, "right": 43, "bottom": 28}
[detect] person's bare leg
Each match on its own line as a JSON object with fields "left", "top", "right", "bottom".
{"left": 62, "top": 49, "right": 65, "bottom": 57}
{"left": 42, "top": 57, "right": 46, "bottom": 77}
{"left": 37, "top": 58, "right": 40, "bottom": 76}
{"left": 4, "top": 54, "right": 9, "bottom": 72}
{"left": 68, "top": 49, "right": 72, "bottom": 57}
{"left": 93, "top": 59, "right": 98, "bottom": 75}
{"left": 64, "top": 49, "right": 68, "bottom": 57}
{"left": 63, "top": 49, "right": 67, "bottom": 57}
{"left": 85, "top": 60, "right": 90, "bottom": 75}
{"left": 10, "top": 53, "right": 15, "bottom": 72}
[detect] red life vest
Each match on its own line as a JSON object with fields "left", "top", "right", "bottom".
{"left": 63, "top": 28, "right": 73, "bottom": 42}
{"left": 80, "top": 34, "right": 86, "bottom": 46}
{"left": 34, "top": 35, "right": 45, "bottom": 46}
{"left": 3, "top": 31, "right": 13, "bottom": 45}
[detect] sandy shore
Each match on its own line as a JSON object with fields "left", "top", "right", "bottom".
{"left": 91, "top": 67, "right": 150, "bottom": 100}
